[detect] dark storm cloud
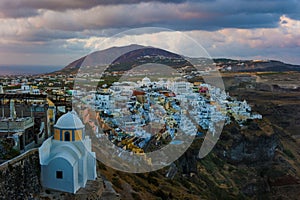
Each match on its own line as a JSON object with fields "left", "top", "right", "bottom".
{"left": 1, "top": 0, "right": 299, "bottom": 21}
{"left": 0, "top": 0, "right": 298, "bottom": 45}
{"left": 0, "top": 0, "right": 298, "bottom": 44}
{"left": 0, "top": 0, "right": 300, "bottom": 38}
{"left": 0, "top": 0, "right": 193, "bottom": 18}
{"left": 27, "top": 1, "right": 292, "bottom": 34}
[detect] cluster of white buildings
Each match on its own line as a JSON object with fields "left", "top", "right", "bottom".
{"left": 4, "top": 84, "right": 41, "bottom": 95}
{"left": 82, "top": 77, "right": 262, "bottom": 148}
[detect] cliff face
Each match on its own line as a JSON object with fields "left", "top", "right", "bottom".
{"left": 211, "top": 118, "right": 280, "bottom": 165}
{"left": 227, "top": 132, "right": 279, "bottom": 165}
{"left": 170, "top": 119, "right": 285, "bottom": 198}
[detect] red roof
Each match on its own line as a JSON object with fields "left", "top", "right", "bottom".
{"left": 133, "top": 90, "right": 146, "bottom": 96}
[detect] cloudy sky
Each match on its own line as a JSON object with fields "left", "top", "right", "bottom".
{"left": 0, "top": 0, "right": 300, "bottom": 67}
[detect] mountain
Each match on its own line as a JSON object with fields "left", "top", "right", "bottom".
{"left": 51, "top": 44, "right": 196, "bottom": 75}
{"left": 53, "top": 45, "right": 300, "bottom": 75}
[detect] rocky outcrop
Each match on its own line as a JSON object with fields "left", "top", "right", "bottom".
{"left": 176, "top": 147, "right": 198, "bottom": 175}
{"left": 227, "top": 133, "right": 279, "bottom": 165}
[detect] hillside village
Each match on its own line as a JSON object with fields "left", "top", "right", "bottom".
{"left": 73, "top": 76, "right": 261, "bottom": 157}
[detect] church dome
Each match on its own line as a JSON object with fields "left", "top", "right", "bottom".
{"left": 54, "top": 111, "right": 84, "bottom": 129}
{"left": 142, "top": 77, "right": 151, "bottom": 85}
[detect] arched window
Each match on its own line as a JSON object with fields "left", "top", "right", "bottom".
{"left": 64, "top": 131, "right": 70, "bottom": 141}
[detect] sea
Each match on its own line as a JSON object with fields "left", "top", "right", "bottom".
{"left": 0, "top": 65, "right": 63, "bottom": 76}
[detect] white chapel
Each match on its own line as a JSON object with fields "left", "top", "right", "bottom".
{"left": 39, "top": 111, "right": 97, "bottom": 193}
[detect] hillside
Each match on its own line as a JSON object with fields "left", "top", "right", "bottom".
{"left": 95, "top": 72, "right": 300, "bottom": 199}
{"left": 51, "top": 45, "right": 300, "bottom": 75}
{"left": 107, "top": 47, "right": 192, "bottom": 72}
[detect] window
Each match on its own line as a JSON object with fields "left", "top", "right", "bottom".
{"left": 56, "top": 171, "right": 63, "bottom": 179}
{"left": 64, "top": 131, "right": 70, "bottom": 141}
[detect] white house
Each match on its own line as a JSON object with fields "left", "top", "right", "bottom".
{"left": 169, "top": 81, "right": 191, "bottom": 94}
{"left": 141, "top": 77, "right": 151, "bottom": 86}
{"left": 95, "top": 92, "right": 111, "bottom": 110}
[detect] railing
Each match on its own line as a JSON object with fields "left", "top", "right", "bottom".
{"left": 0, "top": 117, "right": 34, "bottom": 130}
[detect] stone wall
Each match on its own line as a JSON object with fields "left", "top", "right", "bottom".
{"left": 0, "top": 148, "right": 41, "bottom": 200}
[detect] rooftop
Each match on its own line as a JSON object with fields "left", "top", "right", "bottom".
{"left": 54, "top": 111, "right": 84, "bottom": 129}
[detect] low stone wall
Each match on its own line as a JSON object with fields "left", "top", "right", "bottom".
{"left": 0, "top": 148, "right": 41, "bottom": 200}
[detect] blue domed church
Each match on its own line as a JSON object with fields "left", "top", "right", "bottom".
{"left": 39, "top": 111, "right": 97, "bottom": 193}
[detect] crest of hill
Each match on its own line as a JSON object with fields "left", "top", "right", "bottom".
{"left": 106, "top": 47, "right": 192, "bottom": 72}
{"left": 51, "top": 45, "right": 300, "bottom": 75}
{"left": 53, "top": 44, "right": 191, "bottom": 74}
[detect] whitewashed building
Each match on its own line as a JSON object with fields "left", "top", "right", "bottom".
{"left": 39, "top": 111, "right": 97, "bottom": 193}
{"left": 95, "top": 92, "right": 112, "bottom": 110}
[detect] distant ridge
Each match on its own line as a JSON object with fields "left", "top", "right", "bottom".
{"left": 213, "top": 59, "right": 300, "bottom": 72}
{"left": 51, "top": 44, "right": 300, "bottom": 75}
